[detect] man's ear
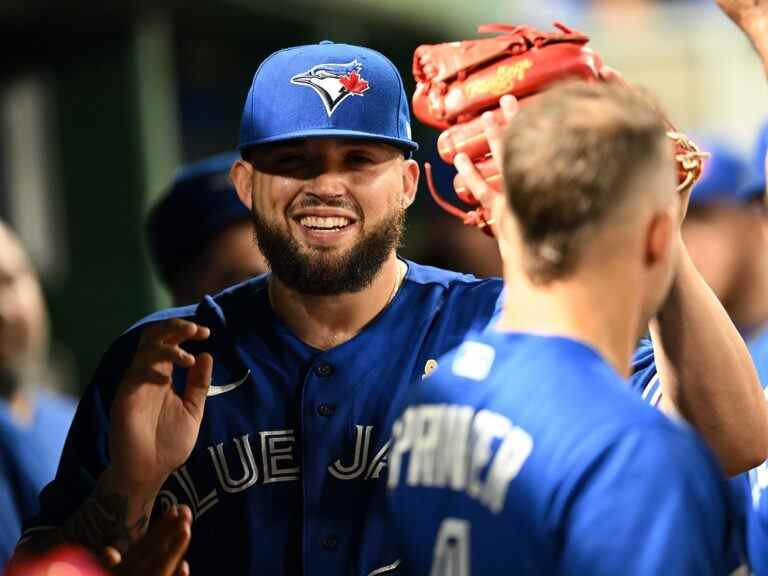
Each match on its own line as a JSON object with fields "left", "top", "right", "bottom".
{"left": 230, "top": 159, "right": 254, "bottom": 210}
{"left": 646, "top": 211, "right": 674, "bottom": 267}
{"left": 401, "top": 159, "right": 420, "bottom": 208}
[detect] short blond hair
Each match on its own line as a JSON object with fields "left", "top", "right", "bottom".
{"left": 501, "top": 81, "right": 669, "bottom": 283}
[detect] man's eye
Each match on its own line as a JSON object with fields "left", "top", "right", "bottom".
{"left": 275, "top": 154, "right": 305, "bottom": 165}
{"left": 348, "top": 153, "right": 374, "bottom": 165}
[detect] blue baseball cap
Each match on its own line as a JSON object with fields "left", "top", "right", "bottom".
{"left": 147, "top": 152, "right": 250, "bottom": 287}
{"left": 737, "top": 120, "right": 768, "bottom": 204}
{"left": 238, "top": 41, "right": 418, "bottom": 154}
{"left": 689, "top": 138, "right": 750, "bottom": 207}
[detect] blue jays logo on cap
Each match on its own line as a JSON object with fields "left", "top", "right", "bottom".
{"left": 238, "top": 41, "right": 418, "bottom": 153}
{"left": 290, "top": 60, "right": 370, "bottom": 117}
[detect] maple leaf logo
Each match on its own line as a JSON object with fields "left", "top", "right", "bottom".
{"left": 339, "top": 71, "right": 369, "bottom": 95}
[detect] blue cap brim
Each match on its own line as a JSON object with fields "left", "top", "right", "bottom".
{"left": 238, "top": 128, "right": 418, "bottom": 154}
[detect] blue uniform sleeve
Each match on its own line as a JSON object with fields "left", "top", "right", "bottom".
{"left": 0, "top": 410, "right": 49, "bottom": 565}
{"left": 741, "top": 463, "right": 768, "bottom": 574}
{"left": 558, "top": 427, "right": 730, "bottom": 576}
{"left": 18, "top": 330, "right": 141, "bottom": 544}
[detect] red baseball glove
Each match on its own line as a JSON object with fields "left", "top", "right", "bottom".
{"left": 412, "top": 23, "right": 706, "bottom": 235}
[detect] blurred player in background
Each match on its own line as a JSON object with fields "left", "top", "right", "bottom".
{"left": 681, "top": 138, "right": 764, "bottom": 343}
{"left": 0, "top": 220, "right": 75, "bottom": 566}
{"left": 388, "top": 81, "right": 732, "bottom": 576}
{"left": 147, "top": 152, "right": 268, "bottom": 306}
{"left": 13, "top": 36, "right": 765, "bottom": 575}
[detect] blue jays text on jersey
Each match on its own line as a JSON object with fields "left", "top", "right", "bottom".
{"left": 387, "top": 331, "right": 732, "bottom": 576}
{"left": 22, "top": 261, "right": 661, "bottom": 576}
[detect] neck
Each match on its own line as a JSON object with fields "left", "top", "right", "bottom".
{"left": 496, "top": 263, "right": 643, "bottom": 378}
{"left": 268, "top": 254, "right": 404, "bottom": 350}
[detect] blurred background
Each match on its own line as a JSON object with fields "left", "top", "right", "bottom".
{"left": 0, "top": 0, "right": 765, "bottom": 396}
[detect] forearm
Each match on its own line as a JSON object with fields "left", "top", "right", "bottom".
{"left": 17, "top": 466, "right": 158, "bottom": 557}
{"left": 651, "top": 245, "right": 768, "bottom": 475}
{"left": 61, "top": 467, "right": 156, "bottom": 553}
{"left": 743, "top": 17, "right": 768, "bottom": 77}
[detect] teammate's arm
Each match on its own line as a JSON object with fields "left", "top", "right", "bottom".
{"left": 717, "top": 0, "right": 768, "bottom": 77}
{"left": 14, "top": 318, "right": 212, "bottom": 556}
{"left": 646, "top": 0, "right": 768, "bottom": 476}
{"left": 650, "top": 243, "right": 768, "bottom": 475}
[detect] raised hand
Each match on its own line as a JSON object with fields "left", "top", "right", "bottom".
{"left": 113, "top": 505, "right": 193, "bottom": 576}
{"left": 108, "top": 319, "right": 213, "bottom": 496}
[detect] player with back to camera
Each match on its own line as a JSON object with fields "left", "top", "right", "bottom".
{"left": 388, "top": 81, "right": 732, "bottom": 576}
{"left": 12, "top": 37, "right": 765, "bottom": 575}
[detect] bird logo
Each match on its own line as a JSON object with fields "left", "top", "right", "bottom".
{"left": 290, "top": 60, "right": 370, "bottom": 117}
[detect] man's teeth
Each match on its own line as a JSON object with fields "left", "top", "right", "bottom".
{"left": 299, "top": 216, "right": 351, "bottom": 229}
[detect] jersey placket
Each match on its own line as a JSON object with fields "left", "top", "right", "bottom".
{"left": 301, "top": 350, "right": 348, "bottom": 576}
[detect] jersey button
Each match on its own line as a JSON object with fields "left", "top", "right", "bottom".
{"left": 321, "top": 535, "right": 338, "bottom": 550}
{"left": 317, "top": 403, "right": 336, "bottom": 417}
{"left": 313, "top": 363, "right": 334, "bottom": 378}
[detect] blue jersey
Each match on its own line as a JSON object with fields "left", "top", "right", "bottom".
{"left": 22, "top": 261, "right": 661, "bottom": 575}
{"left": 0, "top": 390, "right": 75, "bottom": 566}
{"left": 23, "top": 261, "right": 501, "bottom": 575}
{"left": 728, "top": 327, "right": 768, "bottom": 574}
{"left": 387, "top": 331, "right": 731, "bottom": 575}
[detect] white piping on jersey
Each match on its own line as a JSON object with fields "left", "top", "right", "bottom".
{"left": 207, "top": 369, "right": 251, "bottom": 397}
{"left": 641, "top": 373, "right": 659, "bottom": 400}
{"left": 172, "top": 465, "right": 219, "bottom": 519}
{"left": 330, "top": 425, "right": 373, "bottom": 480}
{"left": 641, "top": 373, "right": 663, "bottom": 407}
{"left": 368, "top": 559, "right": 401, "bottom": 576}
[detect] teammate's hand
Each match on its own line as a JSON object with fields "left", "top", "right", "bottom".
{"left": 113, "top": 505, "right": 192, "bottom": 576}
{"left": 453, "top": 94, "right": 518, "bottom": 232}
{"left": 108, "top": 319, "right": 213, "bottom": 496}
{"left": 716, "top": 0, "right": 768, "bottom": 32}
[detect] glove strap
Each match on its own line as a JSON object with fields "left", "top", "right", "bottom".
{"left": 424, "top": 162, "right": 495, "bottom": 235}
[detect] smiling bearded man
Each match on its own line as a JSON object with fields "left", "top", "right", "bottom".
{"left": 248, "top": 141, "right": 407, "bottom": 296}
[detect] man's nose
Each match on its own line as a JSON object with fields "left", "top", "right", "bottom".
{"left": 307, "top": 169, "right": 349, "bottom": 198}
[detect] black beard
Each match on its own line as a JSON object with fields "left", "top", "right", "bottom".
{"left": 252, "top": 207, "right": 404, "bottom": 296}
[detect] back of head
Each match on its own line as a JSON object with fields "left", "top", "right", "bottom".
{"left": 501, "top": 81, "right": 672, "bottom": 284}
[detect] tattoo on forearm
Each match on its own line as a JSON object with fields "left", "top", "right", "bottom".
{"left": 61, "top": 485, "right": 150, "bottom": 553}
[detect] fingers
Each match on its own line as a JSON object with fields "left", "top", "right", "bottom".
{"left": 121, "top": 505, "right": 192, "bottom": 576}
{"left": 183, "top": 353, "right": 213, "bottom": 420}
{"left": 598, "top": 65, "right": 627, "bottom": 87}
{"left": 128, "top": 320, "right": 212, "bottom": 387}
{"left": 455, "top": 154, "right": 494, "bottom": 207}
{"left": 153, "top": 506, "right": 192, "bottom": 576}
{"left": 482, "top": 115, "right": 506, "bottom": 170}
{"left": 175, "top": 560, "right": 190, "bottom": 576}
{"left": 141, "top": 319, "right": 210, "bottom": 348}
{"left": 499, "top": 94, "right": 519, "bottom": 123}
{"left": 482, "top": 97, "right": 516, "bottom": 172}
{"left": 164, "top": 324, "right": 210, "bottom": 347}
{"left": 102, "top": 546, "right": 122, "bottom": 568}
